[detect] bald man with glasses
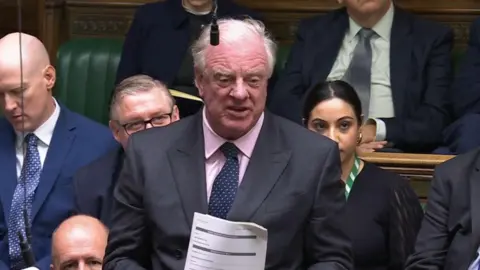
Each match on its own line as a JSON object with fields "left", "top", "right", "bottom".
{"left": 73, "top": 75, "right": 181, "bottom": 227}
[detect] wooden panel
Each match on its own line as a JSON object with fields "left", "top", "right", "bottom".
{"left": 51, "top": 0, "right": 480, "bottom": 50}
{"left": 0, "top": 0, "right": 44, "bottom": 39}
{"left": 360, "top": 152, "right": 455, "bottom": 199}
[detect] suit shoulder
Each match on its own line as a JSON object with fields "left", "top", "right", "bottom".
{"left": 135, "top": 1, "right": 166, "bottom": 15}
{"left": 435, "top": 148, "right": 480, "bottom": 176}
{"left": 67, "top": 110, "right": 116, "bottom": 146}
{"left": 362, "top": 162, "right": 407, "bottom": 189}
{"left": 297, "top": 9, "right": 344, "bottom": 30}
{"left": 274, "top": 115, "right": 337, "bottom": 152}
{"left": 76, "top": 148, "right": 120, "bottom": 175}
{"left": 133, "top": 1, "right": 169, "bottom": 24}
{"left": 405, "top": 10, "right": 452, "bottom": 37}
{"left": 130, "top": 115, "right": 194, "bottom": 147}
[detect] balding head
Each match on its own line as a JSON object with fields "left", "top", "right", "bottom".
{"left": 0, "top": 32, "right": 50, "bottom": 75}
{"left": 0, "top": 32, "right": 56, "bottom": 132}
{"left": 50, "top": 215, "right": 108, "bottom": 270}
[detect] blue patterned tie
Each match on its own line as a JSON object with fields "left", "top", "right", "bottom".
{"left": 8, "top": 134, "right": 41, "bottom": 270}
{"left": 343, "top": 28, "right": 376, "bottom": 120}
{"left": 208, "top": 142, "right": 240, "bottom": 219}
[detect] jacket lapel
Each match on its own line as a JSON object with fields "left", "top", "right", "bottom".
{"left": 390, "top": 7, "right": 413, "bottom": 118}
{"left": 311, "top": 9, "right": 348, "bottom": 87}
{"left": 228, "top": 113, "right": 291, "bottom": 221}
{"left": 168, "top": 113, "right": 208, "bottom": 229}
{"left": 470, "top": 154, "right": 480, "bottom": 260}
{"left": 31, "top": 107, "right": 76, "bottom": 221}
{"left": 0, "top": 119, "right": 19, "bottom": 222}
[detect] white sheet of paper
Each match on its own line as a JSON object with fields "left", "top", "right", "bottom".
{"left": 184, "top": 212, "right": 268, "bottom": 270}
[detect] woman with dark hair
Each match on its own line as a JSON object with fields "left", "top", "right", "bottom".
{"left": 303, "top": 80, "right": 424, "bottom": 270}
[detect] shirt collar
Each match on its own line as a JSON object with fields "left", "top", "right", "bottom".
{"left": 16, "top": 97, "right": 61, "bottom": 148}
{"left": 346, "top": 3, "right": 394, "bottom": 42}
{"left": 203, "top": 108, "right": 264, "bottom": 159}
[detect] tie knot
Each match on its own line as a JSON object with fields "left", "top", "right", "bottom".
{"left": 358, "top": 28, "right": 376, "bottom": 41}
{"left": 24, "top": 133, "right": 38, "bottom": 147}
{"left": 220, "top": 142, "right": 239, "bottom": 159}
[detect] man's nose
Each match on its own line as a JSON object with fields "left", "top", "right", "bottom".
{"left": 2, "top": 94, "right": 18, "bottom": 112}
{"left": 145, "top": 122, "right": 154, "bottom": 129}
{"left": 231, "top": 80, "right": 249, "bottom": 100}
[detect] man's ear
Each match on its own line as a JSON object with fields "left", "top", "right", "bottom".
{"left": 44, "top": 65, "right": 56, "bottom": 91}
{"left": 109, "top": 120, "right": 122, "bottom": 144}
{"left": 171, "top": 105, "right": 180, "bottom": 122}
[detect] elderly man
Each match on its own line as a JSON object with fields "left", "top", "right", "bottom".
{"left": 74, "top": 74, "right": 180, "bottom": 226}
{"left": 0, "top": 33, "right": 117, "bottom": 269}
{"left": 50, "top": 215, "right": 108, "bottom": 270}
{"left": 116, "top": 0, "right": 260, "bottom": 118}
{"left": 104, "top": 19, "right": 352, "bottom": 270}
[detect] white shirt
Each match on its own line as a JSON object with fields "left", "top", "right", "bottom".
{"left": 469, "top": 248, "right": 480, "bottom": 270}
{"left": 15, "top": 98, "right": 61, "bottom": 178}
{"left": 326, "top": 4, "right": 395, "bottom": 141}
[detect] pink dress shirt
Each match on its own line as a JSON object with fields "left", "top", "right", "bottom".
{"left": 202, "top": 108, "right": 264, "bottom": 201}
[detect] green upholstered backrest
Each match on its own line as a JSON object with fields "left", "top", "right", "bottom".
{"left": 53, "top": 38, "right": 124, "bottom": 125}
{"left": 275, "top": 44, "right": 291, "bottom": 75}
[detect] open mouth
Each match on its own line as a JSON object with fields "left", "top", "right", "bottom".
{"left": 227, "top": 107, "right": 249, "bottom": 117}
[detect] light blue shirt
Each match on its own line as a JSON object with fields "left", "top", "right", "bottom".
{"left": 468, "top": 248, "right": 480, "bottom": 270}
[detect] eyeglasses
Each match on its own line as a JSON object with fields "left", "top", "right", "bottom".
{"left": 120, "top": 112, "right": 173, "bottom": 135}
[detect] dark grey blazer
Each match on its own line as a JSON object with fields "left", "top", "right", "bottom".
{"left": 103, "top": 111, "right": 353, "bottom": 270}
{"left": 406, "top": 148, "right": 480, "bottom": 270}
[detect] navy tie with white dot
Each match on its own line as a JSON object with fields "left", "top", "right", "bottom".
{"left": 208, "top": 142, "right": 240, "bottom": 219}
{"left": 8, "top": 134, "right": 41, "bottom": 270}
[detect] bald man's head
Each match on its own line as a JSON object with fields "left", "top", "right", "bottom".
{"left": 0, "top": 32, "right": 56, "bottom": 132}
{"left": 50, "top": 215, "right": 108, "bottom": 270}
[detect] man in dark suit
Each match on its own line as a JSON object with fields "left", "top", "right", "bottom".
{"left": 0, "top": 33, "right": 117, "bottom": 270}
{"left": 104, "top": 18, "right": 353, "bottom": 270}
{"left": 435, "top": 18, "right": 480, "bottom": 154}
{"left": 74, "top": 75, "right": 180, "bottom": 227}
{"left": 270, "top": 0, "right": 453, "bottom": 153}
{"left": 405, "top": 149, "right": 480, "bottom": 270}
{"left": 116, "top": 0, "right": 260, "bottom": 118}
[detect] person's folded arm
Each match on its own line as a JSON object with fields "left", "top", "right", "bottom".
{"left": 405, "top": 167, "right": 451, "bottom": 270}
{"left": 380, "top": 28, "right": 453, "bottom": 151}
{"left": 103, "top": 137, "right": 152, "bottom": 270}
{"left": 305, "top": 144, "right": 353, "bottom": 270}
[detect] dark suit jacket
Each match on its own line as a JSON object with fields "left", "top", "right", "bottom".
{"left": 450, "top": 18, "right": 480, "bottom": 119}
{"left": 115, "top": 0, "right": 260, "bottom": 85}
{"left": 103, "top": 111, "right": 353, "bottom": 270}
{"left": 405, "top": 148, "right": 480, "bottom": 270}
{"left": 0, "top": 104, "right": 117, "bottom": 270}
{"left": 73, "top": 147, "right": 123, "bottom": 227}
{"left": 270, "top": 7, "right": 454, "bottom": 152}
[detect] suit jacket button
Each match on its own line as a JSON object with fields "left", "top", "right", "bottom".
{"left": 174, "top": 249, "right": 183, "bottom": 259}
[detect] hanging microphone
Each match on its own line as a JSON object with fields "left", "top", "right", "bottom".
{"left": 17, "top": 0, "right": 36, "bottom": 267}
{"left": 210, "top": 0, "right": 219, "bottom": 46}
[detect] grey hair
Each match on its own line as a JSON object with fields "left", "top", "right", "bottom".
{"left": 191, "top": 18, "right": 277, "bottom": 77}
{"left": 110, "top": 74, "right": 174, "bottom": 120}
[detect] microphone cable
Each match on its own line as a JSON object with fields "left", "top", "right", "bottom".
{"left": 17, "top": 0, "right": 36, "bottom": 266}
